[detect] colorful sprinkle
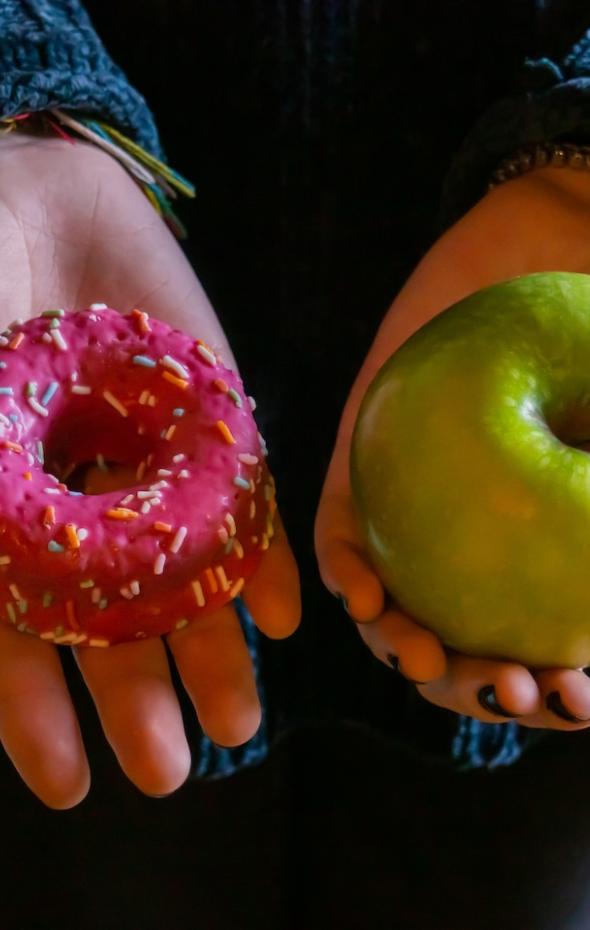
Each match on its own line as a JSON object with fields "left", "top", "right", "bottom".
{"left": 165, "top": 425, "right": 176, "bottom": 441}
{"left": 175, "top": 618, "right": 189, "bottom": 630}
{"left": 44, "top": 488, "right": 61, "bottom": 495}
{"left": 18, "top": 600, "right": 27, "bottom": 615}
{"left": 204, "top": 567, "right": 218, "bottom": 594}
{"left": 106, "top": 508, "right": 139, "bottom": 520}
{"left": 23, "top": 471, "right": 32, "bottom": 480}
{"left": 136, "top": 460, "right": 146, "bottom": 481}
{"left": 178, "top": 469, "right": 189, "bottom": 479}
{"left": 214, "top": 565, "right": 230, "bottom": 592}
{"left": 238, "top": 453, "right": 259, "bottom": 466}
{"left": 248, "top": 396, "right": 257, "bottom": 411}
{"left": 77, "top": 528, "right": 89, "bottom": 541}
{"left": 8, "top": 333, "right": 24, "bottom": 350}
{"left": 50, "top": 329, "right": 68, "bottom": 351}
{"left": 229, "top": 578, "right": 245, "bottom": 598}
{"left": 153, "top": 521, "right": 172, "bottom": 533}
{"left": 213, "top": 378, "right": 228, "bottom": 393}
{"left": 28, "top": 397, "right": 48, "bottom": 417}
{"left": 130, "top": 580, "right": 140, "bottom": 596}
{"left": 139, "top": 390, "right": 150, "bottom": 406}
{"left": 8, "top": 584, "right": 20, "bottom": 600}
{"left": 41, "top": 309, "right": 65, "bottom": 318}
{"left": 48, "top": 540, "right": 65, "bottom": 553}
{"left": 79, "top": 579, "right": 94, "bottom": 589}
{"left": 91, "top": 587, "right": 102, "bottom": 604}
{"left": 0, "top": 387, "right": 14, "bottom": 396}
{"left": 25, "top": 382, "right": 37, "bottom": 398}
{"left": 233, "top": 476, "right": 250, "bottom": 490}
{"left": 228, "top": 388, "right": 242, "bottom": 408}
{"left": 103, "top": 390, "right": 128, "bottom": 418}
{"left": 157, "top": 469, "right": 172, "bottom": 477}
{"left": 217, "top": 527, "right": 229, "bottom": 544}
{"left": 71, "top": 384, "right": 91, "bottom": 395}
{"left": 162, "top": 370, "right": 188, "bottom": 390}
{"left": 172, "top": 453, "right": 185, "bottom": 463}
{"left": 133, "top": 354, "right": 157, "bottom": 368}
{"left": 140, "top": 501, "right": 151, "bottom": 514}
{"left": 41, "top": 381, "right": 59, "bottom": 406}
{"left": 6, "top": 603, "right": 15, "bottom": 623}
{"left": 0, "top": 555, "right": 10, "bottom": 566}
{"left": 65, "top": 524, "right": 80, "bottom": 550}
{"left": 161, "top": 355, "right": 190, "bottom": 380}
{"left": 42, "top": 592, "right": 53, "bottom": 607}
{"left": 192, "top": 580, "right": 205, "bottom": 607}
{"left": 172, "top": 408, "right": 185, "bottom": 418}
{"left": 96, "top": 453, "right": 107, "bottom": 471}
{"left": 153, "top": 553, "right": 166, "bottom": 575}
{"left": 216, "top": 420, "right": 236, "bottom": 445}
{"left": 169, "top": 526, "right": 187, "bottom": 553}
{"left": 89, "top": 636, "right": 110, "bottom": 646}
{"left": 233, "top": 539, "right": 244, "bottom": 560}
{"left": 98, "top": 600, "right": 108, "bottom": 611}
{"left": 66, "top": 600, "right": 79, "bottom": 630}
{"left": 89, "top": 303, "right": 107, "bottom": 310}
{"left": 196, "top": 344, "right": 216, "bottom": 366}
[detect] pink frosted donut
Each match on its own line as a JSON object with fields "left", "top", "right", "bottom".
{"left": 0, "top": 306, "right": 275, "bottom": 646}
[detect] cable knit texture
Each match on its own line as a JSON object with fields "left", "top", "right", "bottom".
{"left": 0, "top": 0, "right": 162, "bottom": 156}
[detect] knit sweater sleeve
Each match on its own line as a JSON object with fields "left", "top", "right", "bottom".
{"left": 0, "top": 0, "right": 162, "bottom": 157}
{"left": 440, "top": 27, "right": 590, "bottom": 231}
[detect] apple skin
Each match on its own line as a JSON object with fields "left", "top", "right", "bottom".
{"left": 350, "top": 271, "right": 590, "bottom": 669}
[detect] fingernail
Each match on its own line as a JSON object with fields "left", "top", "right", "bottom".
{"left": 386, "top": 653, "right": 427, "bottom": 685}
{"left": 477, "top": 684, "right": 520, "bottom": 718}
{"left": 546, "top": 690, "right": 589, "bottom": 723}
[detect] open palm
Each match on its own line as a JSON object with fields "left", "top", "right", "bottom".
{"left": 0, "top": 132, "right": 300, "bottom": 807}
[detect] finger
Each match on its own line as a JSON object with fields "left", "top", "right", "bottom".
{"left": 529, "top": 668, "right": 590, "bottom": 730}
{"left": 242, "top": 511, "right": 300, "bottom": 639}
{"left": 75, "top": 637, "right": 191, "bottom": 796}
{"left": 168, "top": 603, "right": 261, "bottom": 748}
{"left": 418, "top": 654, "right": 540, "bottom": 721}
{"left": 356, "top": 608, "right": 447, "bottom": 683}
{"left": 0, "top": 625, "right": 89, "bottom": 808}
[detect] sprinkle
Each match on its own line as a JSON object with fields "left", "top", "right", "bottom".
{"left": 44, "top": 488, "right": 61, "bottom": 495}
{"left": 130, "top": 580, "right": 140, "bottom": 596}
{"left": 98, "top": 600, "right": 108, "bottom": 611}
{"left": 165, "top": 425, "right": 176, "bottom": 441}
{"left": 136, "top": 460, "right": 146, "bottom": 481}
{"left": 106, "top": 508, "right": 139, "bottom": 520}
{"left": 65, "top": 524, "right": 80, "bottom": 550}
{"left": 148, "top": 394, "right": 157, "bottom": 407}
{"left": 149, "top": 480, "right": 168, "bottom": 490}
{"left": 70, "top": 372, "right": 78, "bottom": 382}
{"left": 161, "top": 355, "right": 190, "bottom": 380}
{"left": 228, "top": 388, "right": 242, "bottom": 408}
{"left": 77, "top": 528, "right": 89, "bottom": 541}
{"left": 41, "top": 381, "right": 59, "bottom": 407}
{"left": 40, "top": 631, "right": 55, "bottom": 640}
{"left": 140, "top": 501, "right": 151, "bottom": 514}
{"left": 120, "top": 494, "right": 134, "bottom": 506}
{"left": 8, "top": 414, "right": 18, "bottom": 422}
{"left": 23, "top": 471, "right": 32, "bottom": 481}
{"left": 120, "top": 586, "right": 133, "bottom": 600}
{"left": 175, "top": 618, "right": 189, "bottom": 630}
{"left": 233, "top": 539, "right": 244, "bottom": 559}
{"left": 28, "top": 397, "right": 48, "bottom": 417}
{"left": 162, "top": 370, "right": 188, "bottom": 390}
{"left": 18, "top": 600, "right": 27, "bottom": 615}
{"left": 96, "top": 453, "right": 107, "bottom": 471}
{"left": 8, "top": 333, "right": 24, "bottom": 350}
{"left": 91, "top": 587, "right": 102, "bottom": 604}
{"left": 90, "top": 303, "right": 107, "bottom": 310}
{"left": 248, "top": 396, "right": 257, "bottom": 411}
{"left": 225, "top": 513, "right": 237, "bottom": 537}
{"left": 71, "top": 384, "right": 91, "bottom": 395}
{"left": 214, "top": 565, "right": 230, "bottom": 592}
{"left": 41, "top": 332, "right": 52, "bottom": 344}
{"left": 172, "top": 453, "right": 185, "bottom": 463}
{"left": 89, "top": 637, "right": 110, "bottom": 646}
{"left": 153, "top": 521, "right": 172, "bottom": 533}
{"left": 42, "top": 308, "right": 65, "bottom": 318}
{"left": 79, "top": 579, "right": 94, "bottom": 589}
{"left": 48, "top": 540, "right": 65, "bottom": 552}
{"left": 42, "top": 592, "right": 53, "bottom": 607}
{"left": 0, "top": 556, "right": 9, "bottom": 566}
{"left": 153, "top": 553, "right": 166, "bottom": 575}
{"left": 42, "top": 505, "right": 56, "bottom": 528}
{"left": 69, "top": 491, "right": 83, "bottom": 497}
{"left": 204, "top": 567, "right": 218, "bottom": 594}
{"left": 261, "top": 533, "right": 270, "bottom": 551}
{"left": 49, "top": 318, "right": 61, "bottom": 330}
{"left": 103, "top": 390, "right": 128, "bottom": 418}
{"left": 0, "top": 387, "right": 14, "bottom": 396}
{"left": 216, "top": 420, "right": 236, "bottom": 445}
{"left": 132, "top": 308, "right": 151, "bottom": 333}
{"left": 238, "top": 453, "right": 259, "bottom": 466}
{"left": 157, "top": 469, "right": 172, "bottom": 477}
{"left": 213, "top": 378, "right": 229, "bottom": 393}
{"left": 147, "top": 454, "right": 155, "bottom": 466}
{"left": 132, "top": 354, "right": 157, "bottom": 368}
{"left": 0, "top": 362, "right": 5, "bottom": 369}
{"left": 178, "top": 469, "right": 189, "bottom": 479}
{"left": 25, "top": 382, "right": 37, "bottom": 398}
{"left": 0, "top": 413, "right": 9, "bottom": 426}
{"left": 217, "top": 527, "right": 229, "bottom": 545}
{"left": 137, "top": 490, "right": 161, "bottom": 500}
{"left": 229, "top": 577, "right": 245, "bottom": 598}
{"left": 6, "top": 603, "right": 15, "bottom": 623}
{"left": 233, "top": 476, "right": 250, "bottom": 491}
{"left": 173, "top": 408, "right": 185, "bottom": 418}
{"left": 192, "top": 580, "right": 205, "bottom": 607}
{"left": 51, "top": 329, "right": 68, "bottom": 351}
{"left": 139, "top": 390, "right": 150, "bottom": 405}
{"left": 0, "top": 336, "right": 7, "bottom": 347}
{"left": 9, "top": 584, "right": 21, "bottom": 600}
{"left": 224, "top": 538, "right": 234, "bottom": 555}
{"left": 169, "top": 526, "right": 187, "bottom": 553}
{"left": 197, "top": 344, "right": 216, "bottom": 367}
{"left": 137, "top": 424, "right": 146, "bottom": 435}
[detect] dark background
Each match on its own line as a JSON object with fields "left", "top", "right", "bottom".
{"left": 3, "top": 2, "right": 590, "bottom": 928}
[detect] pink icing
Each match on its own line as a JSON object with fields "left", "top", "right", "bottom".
{"left": 0, "top": 307, "right": 274, "bottom": 645}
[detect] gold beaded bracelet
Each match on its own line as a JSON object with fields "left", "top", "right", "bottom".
{"left": 488, "top": 142, "right": 590, "bottom": 191}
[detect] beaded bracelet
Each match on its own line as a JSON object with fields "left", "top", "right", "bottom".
{"left": 488, "top": 142, "right": 590, "bottom": 192}
{"left": 0, "top": 109, "right": 194, "bottom": 239}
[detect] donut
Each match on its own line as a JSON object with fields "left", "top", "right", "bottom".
{"left": 0, "top": 305, "right": 275, "bottom": 646}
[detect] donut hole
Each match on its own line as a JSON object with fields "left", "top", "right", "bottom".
{"left": 42, "top": 406, "right": 156, "bottom": 495}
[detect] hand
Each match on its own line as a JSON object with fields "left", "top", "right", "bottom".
{"left": 0, "top": 133, "right": 300, "bottom": 807}
{"left": 315, "top": 166, "right": 590, "bottom": 732}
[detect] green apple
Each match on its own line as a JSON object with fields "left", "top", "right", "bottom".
{"left": 351, "top": 271, "right": 590, "bottom": 668}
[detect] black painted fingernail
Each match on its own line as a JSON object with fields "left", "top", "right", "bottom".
{"left": 386, "top": 653, "right": 428, "bottom": 685}
{"left": 477, "top": 684, "right": 520, "bottom": 718}
{"left": 546, "top": 690, "right": 589, "bottom": 723}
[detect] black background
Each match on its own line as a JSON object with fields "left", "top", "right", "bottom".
{"left": 3, "top": 2, "right": 590, "bottom": 929}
